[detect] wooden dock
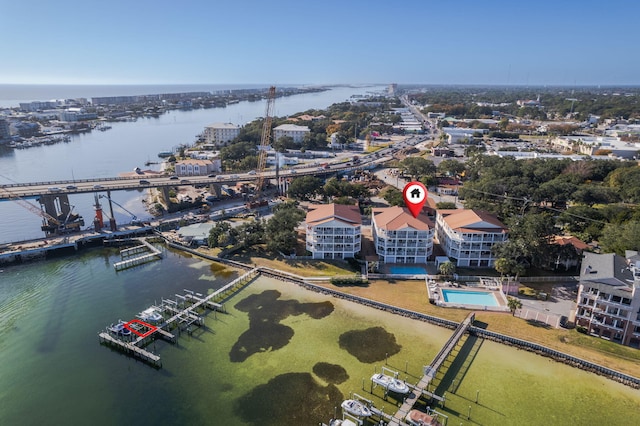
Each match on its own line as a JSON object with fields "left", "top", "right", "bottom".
{"left": 98, "top": 268, "right": 259, "bottom": 367}
{"left": 388, "top": 312, "right": 476, "bottom": 425}
{"left": 98, "top": 332, "right": 162, "bottom": 367}
{"left": 113, "top": 238, "right": 162, "bottom": 271}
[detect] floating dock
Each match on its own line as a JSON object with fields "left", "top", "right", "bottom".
{"left": 113, "top": 238, "right": 163, "bottom": 271}
{"left": 98, "top": 268, "right": 259, "bottom": 367}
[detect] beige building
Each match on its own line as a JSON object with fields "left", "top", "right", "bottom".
{"left": 203, "top": 123, "right": 241, "bottom": 147}
{"left": 372, "top": 206, "right": 435, "bottom": 264}
{"left": 273, "top": 124, "right": 310, "bottom": 144}
{"left": 305, "top": 204, "right": 362, "bottom": 260}
{"left": 174, "top": 159, "right": 218, "bottom": 176}
{"left": 435, "top": 209, "right": 508, "bottom": 267}
{"left": 575, "top": 252, "right": 640, "bottom": 348}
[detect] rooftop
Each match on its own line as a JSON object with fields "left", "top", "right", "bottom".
{"left": 372, "top": 206, "right": 434, "bottom": 231}
{"left": 306, "top": 203, "right": 362, "bottom": 226}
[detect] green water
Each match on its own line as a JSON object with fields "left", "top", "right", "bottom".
{"left": 1, "top": 248, "right": 639, "bottom": 425}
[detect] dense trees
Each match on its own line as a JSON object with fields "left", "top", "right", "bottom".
{"left": 287, "top": 176, "right": 324, "bottom": 200}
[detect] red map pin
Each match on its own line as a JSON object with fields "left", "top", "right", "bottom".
{"left": 402, "top": 181, "right": 428, "bottom": 218}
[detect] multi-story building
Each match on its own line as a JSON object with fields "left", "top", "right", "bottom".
{"left": 575, "top": 252, "right": 640, "bottom": 348}
{"left": 372, "top": 206, "right": 434, "bottom": 264}
{"left": 203, "top": 123, "right": 241, "bottom": 147}
{"left": 435, "top": 209, "right": 508, "bottom": 267}
{"left": 273, "top": 124, "right": 310, "bottom": 144}
{"left": 174, "top": 159, "right": 218, "bottom": 176}
{"left": 305, "top": 204, "right": 361, "bottom": 260}
{"left": 0, "top": 118, "right": 10, "bottom": 141}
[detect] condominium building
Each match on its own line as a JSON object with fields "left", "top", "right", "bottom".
{"left": 0, "top": 118, "right": 10, "bottom": 141}
{"left": 435, "top": 209, "right": 508, "bottom": 267}
{"left": 273, "top": 124, "right": 310, "bottom": 144}
{"left": 174, "top": 159, "right": 218, "bottom": 176}
{"left": 305, "top": 204, "right": 362, "bottom": 260}
{"left": 575, "top": 252, "right": 640, "bottom": 348}
{"left": 203, "top": 123, "right": 241, "bottom": 147}
{"left": 372, "top": 206, "right": 435, "bottom": 264}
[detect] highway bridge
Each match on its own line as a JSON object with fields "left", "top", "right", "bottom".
{"left": 0, "top": 149, "right": 400, "bottom": 201}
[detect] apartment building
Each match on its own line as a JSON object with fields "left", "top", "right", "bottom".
{"left": 372, "top": 206, "right": 435, "bottom": 264}
{"left": 174, "top": 159, "right": 218, "bottom": 176}
{"left": 435, "top": 209, "right": 508, "bottom": 267}
{"left": 575, "top": 252, "right": 640, "bottom": 348}
{"left": 203, "top": 123, "right": 241, "bottom": 147}
{"left": 305, "top": 204, "right": 362, "bottom": 260}
{"left": 273, "top": 124, "right": 310, "bottom": 144}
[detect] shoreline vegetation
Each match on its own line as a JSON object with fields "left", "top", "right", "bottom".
{"left": 186, "top": 244, "right": 640, "bottom": 383}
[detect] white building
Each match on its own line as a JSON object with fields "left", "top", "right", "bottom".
{"left": 575, "top": 251, "right": 640, "bottom": 348}
{"left": 305, "top": 204, "right": 362, "bottom": 260}
{"left": 552, "top": 135, "right": 640, "bottom": 159}
{"left": 203, "top": 123, "right": 241, "bottom": 147}
{"left": 435, "top": 209, "right": 508, "bottom": 267}
{"left": 273, "top": 124, "right": 310, "bottom": 144}
{"left": 174, "top": 159, "right": 219, "bottom": 176}
{"left": 372, "top": 206, "right": 435, "bottom": 264}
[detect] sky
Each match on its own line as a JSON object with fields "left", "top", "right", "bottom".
{"left": 1, "top": 0, "right": 639, "bottom": 86}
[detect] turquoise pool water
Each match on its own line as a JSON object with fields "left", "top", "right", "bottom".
{"left": 441, "top": 289, "right": 499, "bottom": 306}
{"left": 389, "top": 265, "right": 427, "bottom": 274}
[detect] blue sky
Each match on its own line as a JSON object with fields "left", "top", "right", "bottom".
{"left": 2, "top": 0, "right": 638, "bottom": 86}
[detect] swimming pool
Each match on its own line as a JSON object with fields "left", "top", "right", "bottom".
{"left": 441, "top": 289, "right": 499, "bottom": 306}
{"left": 389, "top": 265, "right": 427, "bottom": 274}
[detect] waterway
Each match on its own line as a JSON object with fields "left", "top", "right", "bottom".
{"left": 0, "top": 85, "right": 386, "bottom": 243}
{"left": 1, "top": 250, "right": 639, "bottom": 425}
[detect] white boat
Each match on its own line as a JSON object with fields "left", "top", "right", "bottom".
{"left": 329, "top": 419, "right": 358, "bottom": 426}
{"left": 108, "top": 321, "right": 132, "bottom": 337}
{"left": 138, "top": 307, "right": 163, "bottom": 323}
{"left": 340, "top": 399, "right": 372, "bottom": 418}
{"left": 405, "top": 409, "right": 442, "bottom": 426}
{"left": 371, "top": 373, "right": 410, "bottom": 394}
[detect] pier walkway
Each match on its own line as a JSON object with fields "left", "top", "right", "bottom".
{"left": 113, "top": 238, "right": 162, "bottom": 271}
{"left": 98, "top": 268, "right": 259, "bottom": 367}
{"left": 388, "top": 312, "right": 475, "bottom": 425}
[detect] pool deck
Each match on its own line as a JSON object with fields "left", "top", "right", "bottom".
{"left": 427, "top": 280, "right": 510, "bottom": 312}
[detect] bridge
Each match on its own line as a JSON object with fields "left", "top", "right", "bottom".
{"left": 0, "top": 153, "right": 392, "bottom": 201}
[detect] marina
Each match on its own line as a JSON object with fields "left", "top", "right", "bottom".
{"left": 98, "top": 268, "right": 258, "bottom": 367}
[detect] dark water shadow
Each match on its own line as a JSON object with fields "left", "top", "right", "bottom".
{"left": 313, "top": 362, "right": 349, "bottom": 384}
{"left": 234, "top": 372, "right": 343, "bottom": 426}
{"left": 339, "top": 326, "right": 401, "bottom": 363}
{"left": 230, "top": 290, "right": 334, "bottom": 362}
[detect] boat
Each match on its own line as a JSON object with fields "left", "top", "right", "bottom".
{"left": 329, "top": 419, "right": 358, "bottom": 426}
{"left": 108, "top": 321, "right": 132, "bottom": 337}
{"left": 371, "top": 373, "right": 410, "bottom": 394}
{"left": 138, "top": 307, "right": 163, "bottom": 323}
{"left": 405, "top": 409, "right": 442, "bottom": 426}
{"left": 340, "top": 399, "right": 372, "bottom": 418}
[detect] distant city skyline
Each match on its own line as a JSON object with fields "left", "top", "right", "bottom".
{"left": 2, "top": 0, "right": 639, "bottom": 86}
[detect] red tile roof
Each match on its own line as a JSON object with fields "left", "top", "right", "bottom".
{"left": 306, "top": 204, "right": 362, "bottom": 225}
{"left": 439, "top": 209, "right": 507, "bottom": 233}
{"left": 372, "top": 206, "right": 434, "bottom": 231}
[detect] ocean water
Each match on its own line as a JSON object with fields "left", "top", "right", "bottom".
{"left": 1, "top": 249, "right": 640, "bottom": 425}
{"left": 0, "top": 84, "right": 387, "bottom": 243}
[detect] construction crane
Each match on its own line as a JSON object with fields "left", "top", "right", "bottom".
{"left": 248, "top": 86, "right": 276, "bottom": 209}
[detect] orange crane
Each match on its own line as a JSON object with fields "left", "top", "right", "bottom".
{"left": 248, "top": 86, "right": 276, "bottom": 208}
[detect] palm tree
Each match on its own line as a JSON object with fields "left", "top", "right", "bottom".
{"left": 507, "top": 297, "right": 522, "bottom": 316}
{"left": 439, "top": 261, "right": 456, "bottom": 278}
